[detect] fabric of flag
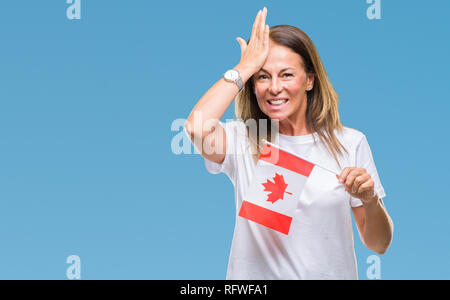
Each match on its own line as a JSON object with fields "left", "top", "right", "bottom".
{"left": 238, "top": 142, "right": 315, "bottom": 235}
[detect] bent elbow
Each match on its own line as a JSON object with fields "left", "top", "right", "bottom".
{"left": 374, "top": 248, "right": 387, "bottom": 255}
{"left": 371, "top": 239, "right": 393, "bottom": 255}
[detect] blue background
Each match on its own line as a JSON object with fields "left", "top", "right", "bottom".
{"left": 0, "top": 0, "right": 449, "bottom": 279}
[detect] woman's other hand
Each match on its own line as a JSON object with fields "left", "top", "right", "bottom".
{"left": 337, "top": 167, "right": 378, "bottom": 205}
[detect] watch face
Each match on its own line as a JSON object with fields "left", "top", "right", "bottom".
{"left": 225, "top": 70, "right": 238, "bottom": 81}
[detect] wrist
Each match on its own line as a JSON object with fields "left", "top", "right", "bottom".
{"left": 362, "top": 193, "right": 380, "bottom": 209}
{"left": 234, "top": 64, "right": 257, "bottom": 83}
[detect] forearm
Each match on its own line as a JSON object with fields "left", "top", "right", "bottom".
{"left": 361, "top": 197, "right": 394, "bottom": 254}
{"left": 185, "top": 64, "right": 253, "bottom": 137}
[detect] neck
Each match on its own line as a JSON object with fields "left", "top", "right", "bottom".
{"left": 277, "top": 107, "right": 311, "bottom": 136}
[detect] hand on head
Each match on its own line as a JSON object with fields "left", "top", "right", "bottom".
{"left": 236, "top": 7, "right": 270, "bottom": 76}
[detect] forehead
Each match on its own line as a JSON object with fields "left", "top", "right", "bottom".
{"left": 262, "top": 42, "right": 304, "bottom": 72}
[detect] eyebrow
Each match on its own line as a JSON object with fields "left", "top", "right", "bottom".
{"left": 260, "top": 67, "right": 296, "bottom": 74}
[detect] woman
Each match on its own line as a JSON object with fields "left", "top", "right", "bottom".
{"left": 185, "top": 7, "right": 393, "bottom": 280}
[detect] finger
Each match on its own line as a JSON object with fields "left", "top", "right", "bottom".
{"left": 255, "top": 8, "right": 266, "bottom": 42}
{"left": 357, "top": 179, "right": 374, "bottom": 195}
{"left": 344, "top": 169, "right": 363, "bottom": 191}
{"left": 352, "top": 173, "right": 371, "bottom": 193}
{"left": 254, "top": 10, "right": 263, "bottom": 42}
{"left": 264, "top": 24, "right": 270, "bottom": 46}
{"left": 352, "top": 173, "right": 370, "bottom": 193}
{"left": 236, "top": 37, "right": 247, "bottom": 56}
{"left": 259, "top": 7, "right": 267, "bottom": 40}
{"left": 251, "top": 10, "right": 262, "bottom": 42}
{"left": 338, "top": 167, "right": 352, "bottom": 184}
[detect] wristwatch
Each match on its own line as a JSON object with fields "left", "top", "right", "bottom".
{"left": 223, "top": 69, "right": 244, "bottom": 92}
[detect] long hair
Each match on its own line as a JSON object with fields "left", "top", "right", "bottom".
{"left": 235, "top": 25, "right": 347, "bottom": 167}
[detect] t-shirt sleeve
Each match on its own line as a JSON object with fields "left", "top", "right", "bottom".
{"left": 203, "top": 121, "right": 236, "bottom": 182}
{"left": 350, "top": 135, "right": 386, "bottom": 207}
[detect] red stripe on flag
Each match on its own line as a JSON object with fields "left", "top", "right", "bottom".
{"left": 259, "top": 144, "right": 314, "bottom": 177}
{"left": 238, "top": 200, "right": 292, "bottom": 235}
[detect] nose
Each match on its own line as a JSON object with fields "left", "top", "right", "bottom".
{"left": 269, "top": 77, "right": 283, "bottom": 95}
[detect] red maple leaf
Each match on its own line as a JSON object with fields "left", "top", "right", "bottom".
{"left": 261, "top": 173, "right": 292, "bottom": 204}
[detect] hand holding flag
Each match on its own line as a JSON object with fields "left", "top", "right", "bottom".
{"left": 336, "top": 167, "right": 378, "bottom": 204}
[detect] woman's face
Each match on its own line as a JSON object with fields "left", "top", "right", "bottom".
{"left": 253, "top": 41, "right": 314, "bottom": 122}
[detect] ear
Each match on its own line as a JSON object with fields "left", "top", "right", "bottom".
{"left": 306, "top": 73, "right": 315, "bottom": 91}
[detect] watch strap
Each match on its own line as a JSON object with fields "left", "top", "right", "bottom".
{"left": 224, "top": 69, "right": 244, "bottom": 92}
{"left": 235, "top": 73, "right": 244, "bottom": 92}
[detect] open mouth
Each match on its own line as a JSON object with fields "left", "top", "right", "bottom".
{"left": 266, "top": 98, "right": 289, "bottom": 110}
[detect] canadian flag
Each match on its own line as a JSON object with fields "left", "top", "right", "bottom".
{"left": 238, "top": 141, "right": 316, "bottom": 235}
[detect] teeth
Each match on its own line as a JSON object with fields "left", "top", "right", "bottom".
{"left": 268, "top": 99, "right": 287, "bottom": 105}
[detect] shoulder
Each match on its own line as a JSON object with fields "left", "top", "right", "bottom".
{"left": 334, "top": 126, "right": 367, "bottom": 149}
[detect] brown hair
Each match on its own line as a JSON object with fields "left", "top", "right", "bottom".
{"left": 235, "top": 25, "right": 347, "bottom": 167}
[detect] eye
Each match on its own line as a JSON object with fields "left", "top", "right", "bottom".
{"left": 283, "top": 73, "right": 293, "bottom": 77}
{"left": 257, "top": 74, "right": 269, "bottom": 79}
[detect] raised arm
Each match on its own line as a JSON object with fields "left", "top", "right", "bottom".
{"left": 184, "top": 7, "right": 269, "bottom": 164}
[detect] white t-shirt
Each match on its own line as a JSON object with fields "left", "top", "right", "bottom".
{"left": 203, "top": 120, "right": 386, "bottom": 280}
